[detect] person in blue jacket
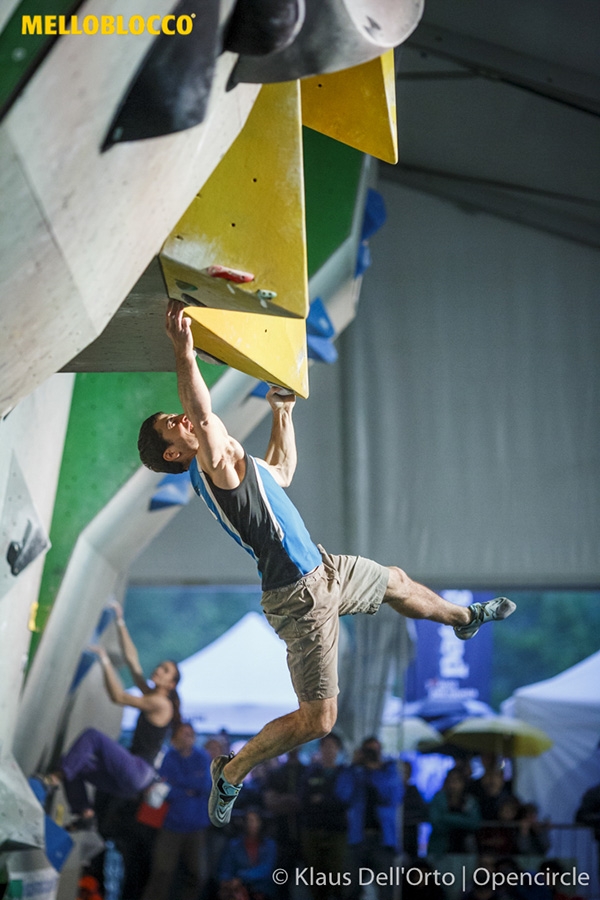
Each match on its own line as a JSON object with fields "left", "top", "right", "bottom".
{"left": 337, "top": 736, "right": 404, "bottom": 900}
{"left": 218, "top": 808, "right": 278, "bottom": 900}
{"left": 141, "top": 721, "right": 211, "bottom": 900}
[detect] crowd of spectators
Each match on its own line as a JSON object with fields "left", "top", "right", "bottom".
{"left": 75, "top": 731, "right": 593, "bottom": 900}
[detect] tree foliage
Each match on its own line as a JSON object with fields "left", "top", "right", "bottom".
{"left": 122, "top": 584, "right": 262, "bottom": 686}
{"left": 492, "top": 590, "right": 600, "bottom": 708}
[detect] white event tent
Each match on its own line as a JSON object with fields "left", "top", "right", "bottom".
{"left": 502, "top": 650, "right": 600, "bottom": 823}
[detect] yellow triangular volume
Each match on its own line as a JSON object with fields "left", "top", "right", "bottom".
{"left": 185, "top": 306, "right": 309, "bottom": 398}
{"left": 301, "top": 50, "right": 398, "bottom": 164}
{"left": 161, "top": 80, "right": 308, "bottom": 320}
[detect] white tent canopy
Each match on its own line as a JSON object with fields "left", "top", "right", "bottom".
{"left": 123, "top": 611, "right": 298, "bottom": 735}
{"left": 502, "top": 651, "right": 600, "bottom": 823}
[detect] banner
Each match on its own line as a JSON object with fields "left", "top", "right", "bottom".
{"left": 405, "top": 590, "right": 494, "bottom": 705}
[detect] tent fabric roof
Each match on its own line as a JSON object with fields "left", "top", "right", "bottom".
{"left": 502, "top": 651, "right": 600, "bottom": 825}
{"left": 177, "top": 611, "right": 295, "bottom": 708}
{"left": 511, "top": 650, "right": 600, "bottom": 706}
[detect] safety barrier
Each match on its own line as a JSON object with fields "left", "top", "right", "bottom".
{"left": 423, "top": 824, "right": 599, "bottom": 900}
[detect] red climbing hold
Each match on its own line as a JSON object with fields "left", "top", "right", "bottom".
{"left": 205, "top": 265, "right": 255, "bottom": 283}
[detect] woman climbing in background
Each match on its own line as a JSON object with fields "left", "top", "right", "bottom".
{"left": 42, "top": 602, "right": 181, "bottom": 829}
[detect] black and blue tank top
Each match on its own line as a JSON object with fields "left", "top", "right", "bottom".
{"left": 189, "top": 453, "right": 321, "bottom": 590}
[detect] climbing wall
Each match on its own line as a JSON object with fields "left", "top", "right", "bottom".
{"left": 30, "top": 368, "right": 221, "bottom": 653}
{"left": 0, "top": 374, "right": 74, "bottom": 854}
{"left": 1, "top": 0, "right": 405, "bottom": 867}
{"left": 301, "top": 50, "right": 398, "bottom": 164}
{"left": 0, "top": 5, "right": 261, "bottom": 419}
{"left": 160, "top": 57, "right": 397, "bottom": 396}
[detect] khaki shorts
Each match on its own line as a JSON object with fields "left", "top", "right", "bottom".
{"left": 261, "top": 545, "right": 390, "bottom": 703}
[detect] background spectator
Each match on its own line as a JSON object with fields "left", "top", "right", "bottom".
{"left": 264, "top": 749, "right": 305, "bottom": 899}
{"left": 218, "top": 809, "right": 278, "bottom": 900}
{"left": 338, "top": 736, "right": 404, "bottom": 900}
{"left": 470, "top": 769, "right": 513, "bottom": 822}
{"left": 477, "top": 794, "right": 522, "bottom": 857}
{"left": 515, "top": 803, "right": 550, "bottom": 856}
{"left": 494, "top": 856, "right": 552, "bottom": 900}
{"left": 402, "top": 858, "right": 446, "bottom": 900}
{"left": 428, "top": 767, "right": 481, "bottom": 857}
{"left": 300, "top": 733, "right": 349, "bottom": 900}
{"left": 142, "top": 721, "right": 211, "bottom": 900}
{"left": 537, "top": 859, "right": 585, "bottom": 900}
{"left": 460, "top": 855, "right": 499, "bottom": 900}
{"left": 400, "top": 760, "right": 429, "bottom": 861}
{"left": 204, "top": 734, "right": 238, "bottom": 899}
{"left": 575, "top": 783, "right": 600, "bottom": 886}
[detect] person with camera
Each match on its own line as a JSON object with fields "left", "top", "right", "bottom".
{"left": 337, "top": 736, "right": 404, "bottom": 900}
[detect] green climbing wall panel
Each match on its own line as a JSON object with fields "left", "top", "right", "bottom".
{"left": 303, "top": 127, "right": 364, "bottom": 277}
{"left": 30, "top": 365, "right": 224, "bottom": 657}
{"left": 0, "top": 0, "right": 81, "bottom": 118}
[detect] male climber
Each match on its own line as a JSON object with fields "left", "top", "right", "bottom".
{"left": 138, "top": 299, "right": 516, "bottom": 828}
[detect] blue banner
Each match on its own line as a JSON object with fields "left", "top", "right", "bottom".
{"left": 405, "top": 590, "right": 494, "bottom": 707}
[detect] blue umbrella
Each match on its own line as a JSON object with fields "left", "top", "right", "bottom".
{"left": 404, "top": 697, "right": 495, "bottom": 733}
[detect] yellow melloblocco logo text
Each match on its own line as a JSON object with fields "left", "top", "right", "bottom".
{"left": 22, "top": 13, "right": 196, "bottom": 35}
